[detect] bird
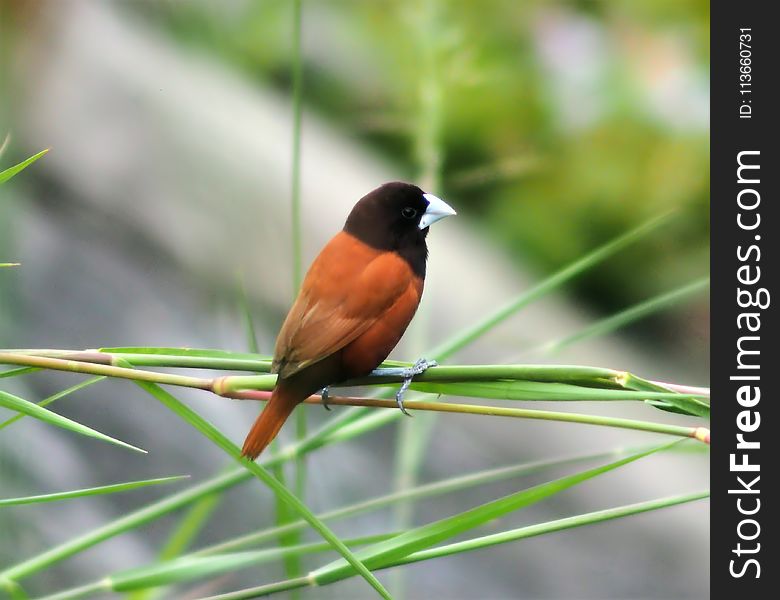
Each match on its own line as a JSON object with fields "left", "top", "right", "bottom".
{"left": 240, "top": 181, "right": 456, "bottom": 459}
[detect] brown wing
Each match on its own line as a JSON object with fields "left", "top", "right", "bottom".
{"left": 273, "top": 232, "right": 419, "bottom": 378}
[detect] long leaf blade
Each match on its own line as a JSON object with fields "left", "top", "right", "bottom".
{"left": 131, "top": 379, "right": 391, "bottom": 600}
{"left": 108, "top": 534, "right": 393, "bottom": 593}
{"left": 0, "top": 390, "right": 145, "bottom": 453}
{"left": 0, "top": 376, "right": 105, "bottom": 431}
{"left": 312, "top": 441, "right": 678, "bottom": 584}
{"left": 0, "top": 149, "right": 49, "bottom": 184}
{"left": 0, "top": 476, "right": 188, "bottom": 507}
{"left": 201, "top": 491, "right": 707, "bottom": 600}
{"left": 393, "top": 490, "right": 709, "bottom": 567}
{"left": 196, "top": 446, "right": 643, "bottom": 555}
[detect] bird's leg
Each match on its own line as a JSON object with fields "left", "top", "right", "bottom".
{"left": 390, "top": 358, "right": 438, "bottom": 416}
{"left": 320, "top": 386, "right": 332, "bottom": 411}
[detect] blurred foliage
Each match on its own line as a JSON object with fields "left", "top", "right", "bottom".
{"left": 138, "top": 0, "right": 708, "bottom": 323}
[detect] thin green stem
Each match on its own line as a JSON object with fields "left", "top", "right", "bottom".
{"left": 289, "top": 2, "right": 307, "bottom": 587}
{"left": 236, "top": 275, "right": 295, "bottom": 577}
{"left": 0, "top": 476, "right": 188, "bottom": 506}
{"left": 158, "top": 493, "right": 221, "bottom": 561}
{"left": 290, "top": 395, "right": 705, "bottom": 440}
{"left": 198, "top": 576, "right": 311, "bottom": 600}
{"left": 0, "top": 353, "right": 210, "bottom": 389}
{"left": 290, "top": 0, "right": 304, "bottom": 293}
{"left": 0, "top": 354, "right": 708, "bottom": 403}
{"left": 399, "top": 1, "right": 446, "bottom": 593}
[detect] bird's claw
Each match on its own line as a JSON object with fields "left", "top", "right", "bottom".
{"left": 395, "top": 358, "right": 437, "bottom": 416}
{"left": 320, "top": 386, "right": 332, "bottom": 411}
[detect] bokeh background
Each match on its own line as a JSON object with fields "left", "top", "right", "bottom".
{"left": 1, "top": 1, "right": 708, "bottom": 598}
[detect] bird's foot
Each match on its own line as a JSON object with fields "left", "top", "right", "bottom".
{"left": 320, "top": 386, "right": 332, "bottom": 411}
{"left": 395, "top": 358, "right": 437, "bottom": 416}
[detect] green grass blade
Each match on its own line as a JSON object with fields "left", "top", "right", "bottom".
{"left": 157, "top": 493, "right": 222, "bottom": 562}
{"left": 0, "top": 149, "right": 49, "bottom": 184}
{"left": 206, "top": 490, "right": 707, "bottom": 600}
{"left": 312, "top": 441, "right": 677, "bottom": 584}
{"left": 0, "top": 476, "right": 188, "bottom": 507}
{"left": 289, "top": 2, "right": 308, "bottom": 566}
{"left": 36, "top": 535, "right": 396, "bottom": 600}
{"left": 237, "top": 274, "right": 299, "bottom": 582}
{"left": 196, "top": 446, "right": 637, "bottom": 555}
{"left": 126, "top": 481, "right": 224, "bottom": 600}
{"left": 409, "top": 379, "right": 705, "bottom": 402}
{"left": 427, "top": 212, "right": 673, "bottom": 361}
{"left": 393, "top": 490, "right": 709, "bottom": 567}
{"left": 0, "top": 367, "right": 39, "bottom": 379}
{"left": 620, "top": 374, "right": 710, "bottom": 418}
{"left": 0, "top": 389, "right": 144, "bottom": 453}
{"left": 0, "top": 376, "right": 105, "bottom": 431}
{"left": 237, "top": 276, "right": 261, "bottom": 356}
{"left": 0, "top": 262, "right": 21, "bottom": 268}
{"left": 97, "top": 347, "right": 272, "bottom": 361}
{"left": 543, "top": 277, "right": 710, "bottom": 354}
{"left": 131, "top": 380, "right": 391, "bottom": 600}
{"left": 0, "top": 579, "right": 29, "bottom": 600}
{"left": 0, "top": 469, "right": 252, "bottom": 582}
{"left": 385, "top": 490, "right": 709, "bottom": 569}
{"left": 198, "top": 578, "right": 310, "bottom": 600}
{"left": 109, "top": 533, "right": 393, "bottom": 594}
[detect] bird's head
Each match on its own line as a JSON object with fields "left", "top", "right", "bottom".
{"left": 344, "top": 182, "right": 456, "bottom": 252}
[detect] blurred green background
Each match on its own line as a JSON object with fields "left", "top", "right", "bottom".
{"left": 150, "top": 0, "right": 709, "bottom": 326}
{"left": 0, "top": 1, "right": 708, "bottom": 598}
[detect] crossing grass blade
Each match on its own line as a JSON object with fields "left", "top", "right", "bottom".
{"left": 236, "top": 274, "right": 301, "bottom": 585}
{"left": 157, "top": 493, "right": 223, "bottom": 562}
{"left": 130, "top": 379, "right": 392, "bottom": 600}
{"left": 194, "top": 445, "right": 664, "bottom": 555}
{"left": 311, "top": 441, "right": 678, "bottom": 585}
{"left": 390, "top": 490, "right": 709, "bottom": 568}
{"left": 39, "top": 533, "right": 396, "bottom": 600}
{"left": 0, "top": 389, "right": 144, "bottom": 453}
{"left": 0, "top": 476, "right": 188, "bottom": 507}
{"left": 0, "top": 376, "right": 105, "bottom": 431}
{"left": 199, "top": 472, "right": 705, "bottom": 600}
{"left": 0, "top": 367, "right": 39, "bottom": 379}
{"left": 0, "top": 469, "right": 253, "bottom": 582}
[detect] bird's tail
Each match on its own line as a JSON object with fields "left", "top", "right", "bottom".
{"left": 240, "top": 384, "right": 300, "bottom": 460}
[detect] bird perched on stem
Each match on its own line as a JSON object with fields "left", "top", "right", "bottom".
{"left": 241, "top": 182, "right": 456, "bottom": 459}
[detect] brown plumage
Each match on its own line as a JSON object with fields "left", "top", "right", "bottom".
{"left": 241, "top": 182, "right": 455, "bottom": 459}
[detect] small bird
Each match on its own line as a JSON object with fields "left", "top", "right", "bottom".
{"left": 241, "top": 182, "right": 456, "bottom": 459}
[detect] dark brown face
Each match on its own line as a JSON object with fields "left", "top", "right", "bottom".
{"left": 343, "top": 182, "right": 456, "bottom": 278}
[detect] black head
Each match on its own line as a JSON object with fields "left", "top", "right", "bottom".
{"left": 343, "top": 182, "right": 456, "bottom": 278}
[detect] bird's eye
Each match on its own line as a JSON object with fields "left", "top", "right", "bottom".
{"left": 401, "top": 207, "right": 417, "bottom": 219}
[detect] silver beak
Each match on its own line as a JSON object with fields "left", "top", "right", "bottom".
{"left": 419, "top": 193, "right": 457, "bottom": 229}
